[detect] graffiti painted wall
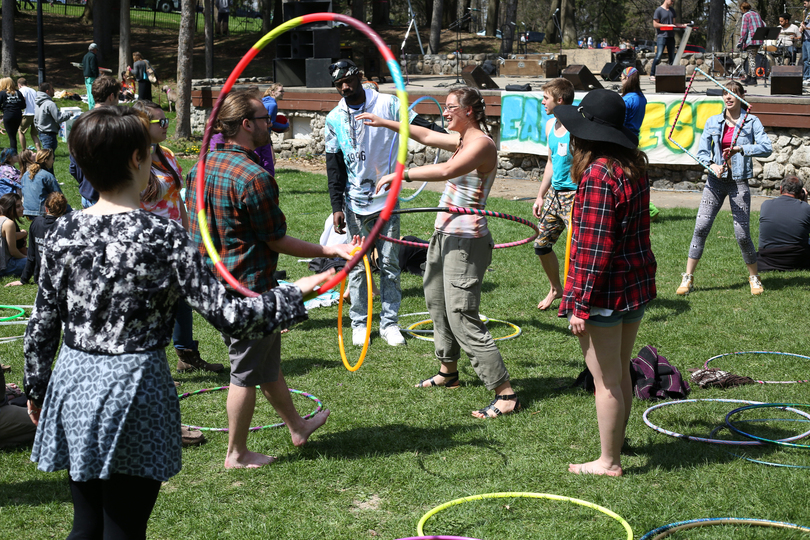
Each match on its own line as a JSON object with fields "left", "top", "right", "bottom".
{"left": 499, "top": 91, "right": 724, "bottom": 165}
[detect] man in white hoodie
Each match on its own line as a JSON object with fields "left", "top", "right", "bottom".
{"left": 34, "top": 82, "right": 73, "bottom": 152}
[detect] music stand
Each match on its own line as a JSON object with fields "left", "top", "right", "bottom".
{"left": 750, "top": 27, "right": 781, "bottom": 85}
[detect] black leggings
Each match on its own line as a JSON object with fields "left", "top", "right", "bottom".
{"left": 67, "top": 473, "right": 161, "bottom": 540}
{"left": 3, "top": 114, "right": 22, "bottom": 154}
{"left": 137, "top": 80, "right": 152, "bottom": 102}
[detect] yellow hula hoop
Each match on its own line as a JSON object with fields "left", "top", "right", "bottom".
{"left": 337, "top": 247, "right": 373, "bottom": 372}
{"left": 417, "top": 492, "right": 633, "bottom": 540}
{"left": 563, "top": 211, "right": 574, "bottom": 286}
{"left": 405, "top": 317, "right": 522, "bottom": 342}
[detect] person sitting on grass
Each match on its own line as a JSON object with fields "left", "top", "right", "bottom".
{"left": 532, "top": 77, "right": 577, "bottom": 311}
{"left": 6, "top": 192, "right": 70, "bottom": 287}
{"left": 21, "top": 149, "right": 71, "bottom": 219}
{"left": 757, "top": 175, "right": 810, "bottom": 272}
{"left": 0, "top": 192, "right": 29, "bottom": 278}
{"left": 554, "top": 89, "right": 656, "bottom": 476}
{"left": 23, "top": 105, "right": 337, "bottom": 538}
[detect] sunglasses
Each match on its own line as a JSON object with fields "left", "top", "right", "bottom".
{"left": 150, "top": 118, "right": 169, "bottom": 128}
{"left": 329, "top": 60, "right": 354, "bottom": 72}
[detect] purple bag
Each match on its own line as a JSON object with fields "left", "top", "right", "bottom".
{"left": 630, "top": 345, "right": 690, "bottom": 400}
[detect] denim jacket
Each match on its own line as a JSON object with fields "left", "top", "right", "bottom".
{"left": 697, "top": 112, "right": 772, "bottom": 181}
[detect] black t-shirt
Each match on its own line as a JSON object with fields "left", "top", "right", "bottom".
{"left": 654, "top": 6, "right": 676, "bottom": 37}
{"left": 0, "top": 90, "right": 26, "bottom": 120}
{"left": 759, "top": 196, "right": 810, "bottom": 250}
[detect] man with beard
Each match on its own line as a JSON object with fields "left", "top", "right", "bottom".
{"left": 187, "top": 90, "right": 355, "bottom": 469}
{"left": 324, "top": 60, "right": 417, "bottom": 348}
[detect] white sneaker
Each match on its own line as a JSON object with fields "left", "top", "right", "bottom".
{"left": 676, "top": 273, "right": 694, "bottom": 295}
{"left": 749, "top": 274, "right": 764, "bottom": 295}
{"left": 352, "top": 326, "right": 370, "bottom": 347}
{"left": 381, "top": 326, "right": 406, "bottom": 346}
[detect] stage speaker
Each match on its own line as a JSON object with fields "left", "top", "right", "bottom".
{"left": 561, "top": 65, "right": 603, "bottom": 91}
{"left": 543, "top": 59, "right": 559, "bottom": 78}
{"left": 655, "top": 64, "right": 685, "bottom": 93}
{"left": 600, "top": 62, "right": 622, "bottom": 82}
{"left": 771, "top": 65, "right": 802, "bottom": 96}
{"left": 305, "top": 58, "right": 333, "bottom": 88}
{"left": 274, "top": 59, "right": 306, "bottom": 87}
{"left": 462, "top": 65, "right": 499, "bottom": 89}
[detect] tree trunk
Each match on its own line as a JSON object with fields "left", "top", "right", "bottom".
{"left": 706, "top": 0, "right": 723, "bottom": 53}
{"left": 93, "top": 0, "right": 114, "bottom": 61}
{"left": 81, "top": 0, "right": 94, "bottom": 25}
{"left": 499, "top": 0, "right": 517, "bottom": 53}
{"left": 485, "top": 0, "right": 499, "bottom": 36}
{"left": 371, "top": 0, "right": 389, "bottom": 25}
{"left": 205, "top": 0, "right": 214, "bottom": 77}
{"left": 1, "top": 0, "right": 19, "bottom": 76}
{"left": 119, "top": 0, "right": 131, "bottom": 79}
{"left": 543, "top": 0, "right": 561, "bottom": 43}
{"left": 428, "top": 0, "right": 443, "bottom": 54}
{"left": 560, "top": 0, "right": 576, "bottom": 47}
{"left": 176, "top": 0, "right": 194, "bottom": 138}
{"left": 352, "top": 0, "right": 365, "bottom": 26}
{"left": 443, "top": 0, "right": 457, "bottom": 28}
{"left": 261, "top": 0, "right": 273, "bottom": 33}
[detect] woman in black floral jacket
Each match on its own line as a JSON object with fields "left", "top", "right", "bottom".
{"left": 23, "top": 106, "right": 334, "bottom": 539}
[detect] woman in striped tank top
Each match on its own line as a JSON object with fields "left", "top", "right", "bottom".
{"left": 359, "top": 87, "right": 522, "bottom": 419}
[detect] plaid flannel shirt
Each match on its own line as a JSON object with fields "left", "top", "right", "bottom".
{"left": 739, "top": 10, "right": 765, "bottom": 48}
{"left": 559, "top": 158, "right": 657, "bottom": 320}
{"left": 187, "top": 143, "right": 286, "bottom": 294}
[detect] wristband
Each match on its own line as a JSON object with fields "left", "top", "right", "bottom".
{"left": 404, "top": 170, "right": 410, "bottom": 182}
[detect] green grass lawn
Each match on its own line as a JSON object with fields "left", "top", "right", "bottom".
{"left": 2, "top": 122, "right": 810, "bottom": 538}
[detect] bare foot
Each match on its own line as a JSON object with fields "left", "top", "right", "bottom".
{"left": 471, "top": 396, "right": 521, "bottom": 418}
{"left": 568, "top": 460, "right": 623, "bottom": 477}
{"left": 289, "top": 408, "right": 331, "bottom": 447}
{"left": 224, "top": 450, "right": 276, "bottom": 469}
{"left": 537, "top": 288, "right": 562, "bottom": 310}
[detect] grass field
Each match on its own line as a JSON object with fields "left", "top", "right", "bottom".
{"left": 2, "top": 118, "right": 810, "bottom": 539}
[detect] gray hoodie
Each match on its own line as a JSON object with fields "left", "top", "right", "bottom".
{"left": 34, "top": 91, "right": 73, "bottom": 134}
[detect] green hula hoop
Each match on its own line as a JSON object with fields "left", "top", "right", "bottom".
{"left": 416, "top": 492, "right": 633, "bottom": 540}
{"left": 406, "top": 317, "right": 521, "bottom": 342}
{"left": 0, "top": 306, "right": 25, "bottom": 323}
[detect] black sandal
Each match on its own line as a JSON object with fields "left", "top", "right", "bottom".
{"left": 474, "top": 393, "right": 523, "bottom": 418}
{"left": 416, "top": 370, "right": 460, "bottom": 389}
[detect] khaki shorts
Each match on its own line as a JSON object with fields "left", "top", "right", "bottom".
{"left": 222, "top": 332, "right": 281, "bottom": 387}
{"left": 533, "top": 188, "right": 575, "bottom": 254}
{"left": 19, "top": 115, "right": 36, "bottom": 136}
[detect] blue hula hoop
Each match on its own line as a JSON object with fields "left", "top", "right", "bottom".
{"left": 710, "top": 419, "right": 810, "bottom": 469}
{"left": 387, "top": 95, "right": 445, "bottom": 202}
{"left": 640, "top": 517, "right": 810, "bottom": 540}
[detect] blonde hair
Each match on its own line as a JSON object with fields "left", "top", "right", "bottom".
{"left": 0, "top": 77, "right": 17, "bottom": 93}
{"left": 263, "top": 83, "right": 284, "bottom": 97}
{"left": 28, "top": 149, "right": 53, "bottom": 177}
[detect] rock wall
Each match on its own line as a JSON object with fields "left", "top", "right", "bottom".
{"left": 399, "top": 53, "right": 501, "bottom": 77}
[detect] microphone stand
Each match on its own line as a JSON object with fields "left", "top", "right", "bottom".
{"left": 552, "top": 9, "right": 562, "bottom": 55}
{"left": 448, "top": 13, "right": 472, "bottom": 85}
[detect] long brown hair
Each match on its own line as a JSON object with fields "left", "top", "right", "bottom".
{"left": 569, "top": 136, "right": 649, "bottom": 186}
{"left": 448, "top": 86, "right": 490, "bottom": 136}
{"left": 27, "top": 149, "right": 53, "bottom": 177}
{"left": 132, "top": 100, "right": 182, "bottom": 203}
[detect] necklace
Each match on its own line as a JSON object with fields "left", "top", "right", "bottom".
{"left": 344, "top": 100, "right": 366, "bottom": 149}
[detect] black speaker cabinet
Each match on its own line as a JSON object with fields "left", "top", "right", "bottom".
{"left": 282, "top": 0, "right": 332, "bottom": 29}
{"left": 543, "top": 59, "right": 559, "bottom": 78}
{"left": 600, "top": 62, "right": 622, "bottom": 82}
{"left": 274, "top": 59, "right": 307, "bottom": 87}
{"left": 561, "top": 65, "right": 603, "bottom": 91}
{"left": 305, "top": 58, "right": 334, "bottom": 88}
{"left": 655, "top": 64, "right": 685, "bottom": 93}
{"left": 462, "top": 65, "right": 499, "bottom": 89}
{"left": 771, "top": 65, "right": 802, "bottom": 96}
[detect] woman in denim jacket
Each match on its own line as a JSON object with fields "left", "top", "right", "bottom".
{"left": 676, "top": 82, "right": 772, "bottom": 296}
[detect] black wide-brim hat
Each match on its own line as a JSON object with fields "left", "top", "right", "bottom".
{"left": 553, "top": 89, "right": 639, "bottom": 149}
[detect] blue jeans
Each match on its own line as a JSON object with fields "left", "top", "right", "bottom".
{"left": 344, "top": 206, "right": 401, "bottom": 330}
{"left": 1, "top": 256, "right": 26, "bottom": 277}
{"left": 803, "top": 41, "right": 810, "bottom": 79}
{"left": 81, "top": 196, "right": 97, "bottom": 209}
{"left": 39, "top": 131, "right": 58, "bottom": 151}
{"left": 172, "top": 299, "right": 196, "bottom": 350}
{"left": 651, "top": 35, "right": 675, "bottom": 76}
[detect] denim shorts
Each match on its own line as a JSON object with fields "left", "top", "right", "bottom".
{"left": 587, "top": 305, "right": 647, "bottom": 327}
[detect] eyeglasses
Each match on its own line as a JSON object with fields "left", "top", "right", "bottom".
{"left": 150, "top": 118, "right": 169, "bottom": 128}
{"left": 443, "top": 105, "right": 460, "bottom": 112}
{"left": 250, "top": 115, "right": 271, "bottom": 123}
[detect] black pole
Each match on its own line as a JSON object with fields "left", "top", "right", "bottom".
{"left": 37, "top": 0, "right": 46, "bottom": 84}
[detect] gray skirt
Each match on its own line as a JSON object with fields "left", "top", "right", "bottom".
{"left": 31, "top": 344, "right": 182, "bottom": 482}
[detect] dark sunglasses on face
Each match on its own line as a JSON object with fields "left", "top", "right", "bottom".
{"left": 150, "top": 118, "right": 169, "bottom": 128}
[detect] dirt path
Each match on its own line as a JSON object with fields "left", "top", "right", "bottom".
{"left": 275, "top": 158, "right": 769, "bottom": 211}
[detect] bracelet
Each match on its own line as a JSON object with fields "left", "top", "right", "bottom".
{"left": 27, "top": 407, "right": 40, "bottom": 415}
{"left": 403, "top": 170, "right": 410, "bottom": 182}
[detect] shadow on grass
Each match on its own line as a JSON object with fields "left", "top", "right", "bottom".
{"left": 0, "top": 476, "right": 71, "bottom": 507}
{"left": 295, "top": 422, "right": 488, "bottom": 460}
{"left": 653, "top": 213, "right": 695, "bottom": 224}
{"left": 759, "top": 273, "right": 810, "bottom": 291}
{"left": 645, "top": 297, "right": 692, "bottom": 321}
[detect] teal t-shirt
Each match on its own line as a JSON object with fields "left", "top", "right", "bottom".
{"left": 549, "top": 125, "right": 576, "bottom": 191}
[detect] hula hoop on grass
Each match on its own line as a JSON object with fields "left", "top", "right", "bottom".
{"left": 396, "top": 537, "right": 481, "bottom": 540}
{"left": 178, "top": 386, "right": 323, "bottom": 432}
{"left": 376, "top": 207, "right": 539, "bottom": 249}
{"left": 387, "top": 95, "right": 445, "bottom": 202}
{"left": 0, "top": 306, "right": 25, "bottom": 322}
{"left": 337, "top": 247, "right": 373, "bottom": 371}
{"left": 406, "top": 317, "right": 521, "bottom": 342}
{"left": 639, "top": 517, "right": 810, "bottom": 540}
{"left": 710, "top": 420, "right": 810, "bottom": 469}
{"left": 193, "top": 13, "right": 409, "bottom": 298}
{"left": 416, "top": 492, "right": 633, "bottom": 540}
{"left": 642, "top": 399, "right": 810, "bottom": 445}
{"left": 726, "top": 403, "right": 810, "bottom": 448}
{"left": 0, "top": 335, "right": 25, "bottom": 343}
{"left": 703, "top": 351, "right": 810, "bottom": 384}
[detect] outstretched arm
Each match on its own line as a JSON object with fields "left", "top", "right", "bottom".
{"left": 357, "top": 112, "right": 459, "bottom": 152}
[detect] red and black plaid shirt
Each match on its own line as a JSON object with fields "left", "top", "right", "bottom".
{"left": 559, "top": 158, "right": 656, "bottom": 320}
{"left": 187, "top": 143, "right": 287, "bottom": 294}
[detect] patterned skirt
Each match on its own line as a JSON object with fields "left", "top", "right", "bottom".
{"left": 31, "top": 344, "right": 182, "bottom": 482}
